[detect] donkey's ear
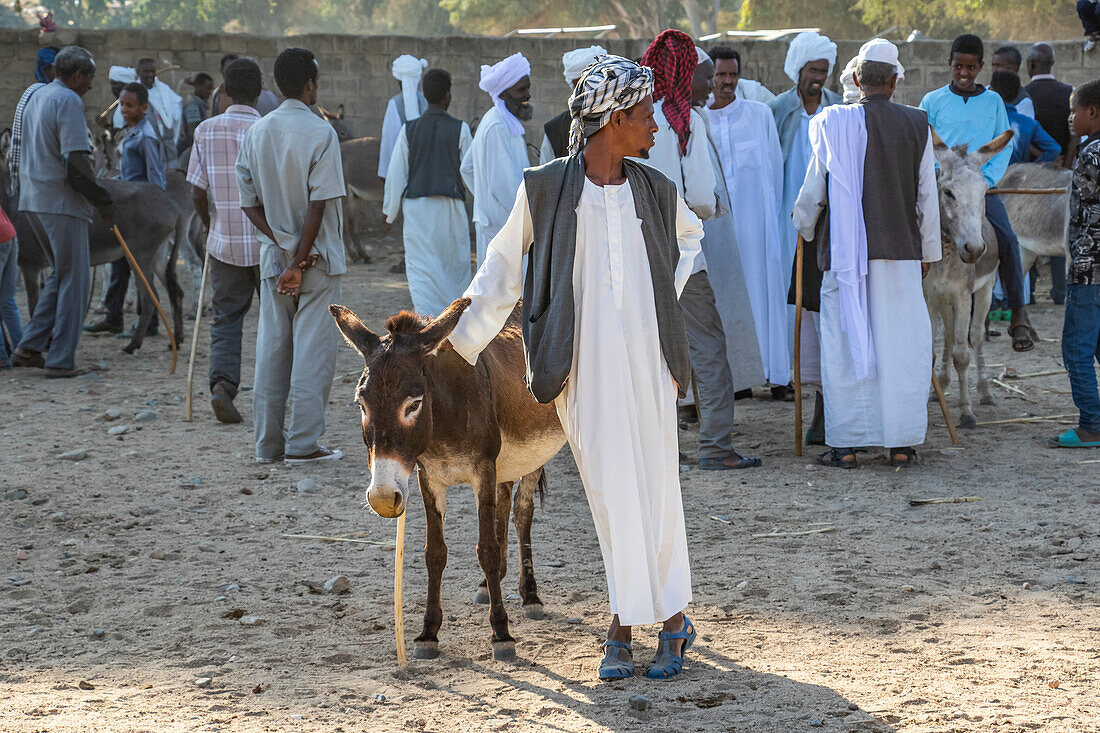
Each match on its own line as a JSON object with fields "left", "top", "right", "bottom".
{"left": 419, "top": 298, "right": 472, "bottom": 355}
{"left": 334, "top": 104, "right": 344, "bottom": 119}
{"left": 976, "top": 129, "right": 1014, "bottom": 165}
{"left": 929, "top": 125, "right": 953, "bottom": 166}
{"left": 330, "top": 304, "right": 381, "bottom": 360}
{"left": 317, "top": 104, "right": 332, "bottom": 119}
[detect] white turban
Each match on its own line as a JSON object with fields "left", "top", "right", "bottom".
{"left": 479, "top": 52, "right": 531, "bottom": 137}
{"left": 840, "top": 56, "right": 860, "bottom": 104}
{"left": 783, "top": 31, "right": 837, "bottom": 84}
{"left": 562, "top": 45, "right": 607, "bottom": 84}
{"left": 109, "top": 65, "right": 137, "bottom": 83}
{"left": 392, "top": 54, "right": 428, "bottom": 122}
{"left": 857, "top": 38, "right": 906, "bottom": 80}
{"left": 696, "top": 46, "right": 710, "bottom": 64}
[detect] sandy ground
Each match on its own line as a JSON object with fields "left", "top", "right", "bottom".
{"left": 1, "top": 240, "right": 1097, "bottom": 733}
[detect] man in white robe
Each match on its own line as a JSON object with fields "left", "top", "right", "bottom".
{"left": 708, "top": 44, "right": 789, "bottom": 393}
{"left": 460, "top": 53, "right": 532, "bottom": 264}
{"left": 793, "top": 40, "right": 940, "bottom": 468}
{"left": 383, "top": 69, "right": 473, "bottom": 316}
{"left": 539, "top": 45, "right": 607, "bottom": 164}
{"left": 378, "top": 55, "right": 429, "bottom": 179}
{"left": 447, "top": 55, "right": 702, "bottom": 680}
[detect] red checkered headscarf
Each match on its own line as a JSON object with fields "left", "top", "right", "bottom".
{"left": 639, "top": 29, "right": 698, "bottom": 155}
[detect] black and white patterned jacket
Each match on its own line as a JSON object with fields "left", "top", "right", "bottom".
{"left": 1068, "top": 135, "right": 1100, "bottom": 285}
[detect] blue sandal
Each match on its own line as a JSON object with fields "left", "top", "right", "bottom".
{"left": 597, "top": 639, "right": 634, "bottom": 680}
{"left": 645, "top": 616, "right": 697, "bottom": 679}
{"left": 699, "top": 453, "right": 762, "bottom": 470}
{"left": 1048, "top": 429, "right": 1100, "bottom": 448}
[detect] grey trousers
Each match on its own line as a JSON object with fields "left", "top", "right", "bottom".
{"left": 209, "top": 257, "right": 261, "bottom": 398}
{"left": 253, "top": 267, "right": 341, "bottom": 460}
{"left": 18, "top": 212, "right": 90, "bottom": 370}
{"left": 680, "top": 270, "right": 736, "bottom": 459}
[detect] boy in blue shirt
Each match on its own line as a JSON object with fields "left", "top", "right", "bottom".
{"left": 1050, "top": 79, "right": 1100, "bottom": 448}
{"left": 920, "top": 34, "right": 1035, "bottom": 352}
{"left": 85, "top": 81, "right": 166, "bottom": 336}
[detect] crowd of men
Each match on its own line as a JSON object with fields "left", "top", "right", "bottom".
{"left": 3, "top": 31, "right": 1100, "bottom": 679}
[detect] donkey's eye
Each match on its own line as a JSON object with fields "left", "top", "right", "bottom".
{"left": 944, "top": 189, "right": 956, "bottom": 200}
{"left": 405, "top": 398, "right": 423, "bottom": 417}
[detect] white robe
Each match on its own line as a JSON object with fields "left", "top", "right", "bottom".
{"left": 539, "top": 134, "right": 555, "bottom": 165}
{"left": 460, "top": 106, "right": 530, "bottom": 264}
{"left": 382, "top": 123, "right": 475, "bottom": 316}
{"left": 448, "top": 179, "right": 702, "bottom": 626}
{"left": 708, "top": 97, "right": 789, "bottom": 386}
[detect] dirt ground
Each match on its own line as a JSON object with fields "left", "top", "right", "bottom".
{"left": 1, "top": 240, "right": 1097, "bottom": 733}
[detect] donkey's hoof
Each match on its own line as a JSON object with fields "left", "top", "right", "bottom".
{"left": 413, "top": 641, "right": 439, "bottom": 659}
{"left": 492, "top": 640, "right": 517, "bottom": 661}
{"left": 473, "top": 587, "right": 490, "bottom": 605}
{"left": 980, "top": 395, "right": 996, "bottom": 406}
{"left": 959, "top": 415, "right": 977, "bottom": 430}
{"left": 522, "top": 603, "right": 545, "bottom": 620}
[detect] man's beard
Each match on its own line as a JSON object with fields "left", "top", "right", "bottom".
{"left": 505, "top": 97, "right": 533, "bottom": 121}
{"left": 636, "top": 147, "right": 650, "bottom": 159}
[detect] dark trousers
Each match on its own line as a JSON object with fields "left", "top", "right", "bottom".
{"left": 985, "top": 194, "right": 1027, "bottom": 309}
{"left": 104, "top": 257, "right": 157, "bottom": 334}
{"left": 209, "top": 257, "right": 261, "bottom": 398}
{"left": 1079, "top": 0, "right": 1100, "bottom": 34}
{"left": 1063, "top": 283, "right": 1100, "bottom": 432}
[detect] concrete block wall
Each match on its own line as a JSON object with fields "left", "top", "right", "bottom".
{"left": 2, "top": 29, "right": 1099, "bottom": 148}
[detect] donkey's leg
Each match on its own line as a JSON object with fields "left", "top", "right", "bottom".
{"left": 474, "top": 480, "right": 512, "bottom": 605}
{"left": 513, "top": 469, "right": 544, "bottom": 620}
{"left": 938, "top": 305, "right": 953, "bottom": 390}
{"left": 473, "top": 463, "right": 514, "bottom": 661}
{"left": 950, "top": 299, "right": 976, "bottom": 429}
{"left": 414, "top": 468, "right": 448, "bottom": 660}
{"left": 972, "top": 281, "right": 996, "bottom": 407}
{"left": 122, "top": 274, "right": 157, "bottom": 355}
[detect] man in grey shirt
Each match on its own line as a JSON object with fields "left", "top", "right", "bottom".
{"left": 12, "top": 46, "right": 113, "bottom": 378}
{"left": 236, "top": 47, "right": 346, "bottom": 466}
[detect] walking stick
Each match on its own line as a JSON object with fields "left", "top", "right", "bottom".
{"left": 184, "top": 250, "right": 211, "bottom": 422}
{"left": 793, "top": 234, "right": 805, "bottom": 457}
{"left": 111, "top": 225, "right": 177, "bottom": 374}
{"left": 930, "top": 372, "right": 959, "bottom": 445}
{"left": 394, "top": 510, "right": 408, "bottom": 667}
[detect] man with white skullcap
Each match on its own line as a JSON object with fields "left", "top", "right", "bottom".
{"left": 448, "top": 55, "right": 704, "bottom": 682}
{"left": 792, "top": 38, "right": 940, "bottom": 469}
{"left": 768, "top": 30, "right": 840, "bottom": 435}
{"left": 378, "top": 55, "right": 429, "bottom": 179}
{"left": 539, "top": 44, "right": 606, "bottom": 164}
{"left": 460, "top": 52, "right": 532, "bottom": 264}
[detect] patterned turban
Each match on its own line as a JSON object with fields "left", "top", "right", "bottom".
{"left": 567, "top": 55, "right": 654, "bottom": 155}
{"left": 639, "top": 29, "right": 698, "bottom": 155}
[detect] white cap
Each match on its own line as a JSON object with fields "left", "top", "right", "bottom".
{"left": 857, "top": 38, "right": 905, "bottom": 80}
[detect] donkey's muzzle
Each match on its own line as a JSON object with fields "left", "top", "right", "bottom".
{"left": 366, "top": 456, "right": 411, "bottom": 518}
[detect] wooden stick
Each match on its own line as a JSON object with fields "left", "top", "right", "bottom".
{"left": 793, "top": 234, "right": 805, "bottom": 457}
{"left": 991, "top": 378, "right": 1033, "bottom": 401}
{"left": 184, "top": 250, "right": 210, "bottom": 422}
{"left": 909, "top": 496, "right": 981, "bottom": 506}
{"left": 710, "top": 515, "right": 733, "bottom": 524}
{"left": 753, "top": 526, "right": 835, "bottom": 539}
{"left": 1006, "top": 370, "right": 1067, "bottom": 380}
{"left": 987, "top": 188, "right": 1067, "bottom": 195}
{"left": 281, "top": 533, "right": 393, "bottom": 547}
{"left": 111, "top": 225, "right": 177, "bottom": 374}
{"left": 976, "top": 413, "right": 1076, "bottom": 426}
{"left": 930, "top": 372, "right": 958, "bottom": 445}
{"left": 394, "top": 512, "right": 407, "bottom": 667}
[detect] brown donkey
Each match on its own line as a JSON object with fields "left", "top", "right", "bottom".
{"left": 330, "top": 299, "right": 566, "bottom": 661}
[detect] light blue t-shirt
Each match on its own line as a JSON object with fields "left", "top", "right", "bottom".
{"left": 17, "top": 79, "right": 94, "bottom": 221}
{"left": 919, "top": 85, "right": 1011, "bottom": 188}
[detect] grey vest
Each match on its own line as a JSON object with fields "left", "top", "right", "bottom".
{"left": 390, "top": 92, "right": 429, "bottom": 126}
{"left": 521, "top": 153, "right": 691, "bottom": 404}
{"left": 405, "top": 109, "right": 464, "bottom": 200}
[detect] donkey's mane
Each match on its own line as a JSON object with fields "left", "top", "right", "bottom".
{"left": 385, "top": 311, "right": 429, "bottom": 335}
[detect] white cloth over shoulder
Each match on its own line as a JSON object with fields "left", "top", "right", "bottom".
{"left": 562, "top": 45, "right": 607, "bottom": 83}
{"left": 392, "top": 54, "right": 428, "bottom": 122}
{"left": 841, "top": 57, "right": 860, "bottom": 104}
{"left": 448, "top": 180, "right": 701, "bottom": 625}
{"left": 784, "top": 31, "right": 837, "bottom": 83}
{"left": 479, "top": 52, "right": 531, "bottom": 137}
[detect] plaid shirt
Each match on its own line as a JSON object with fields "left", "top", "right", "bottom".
{"left": 6, "top": 82, "right": 46, "bottom": 201}
{"left": 1068, "top": 135, "right": 1100, "bottom": 285}
{"left": 186, "top": 105, "right": 261, "bottom": 267}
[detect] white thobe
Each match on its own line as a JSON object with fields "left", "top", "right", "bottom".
{"left": 383, "top": 123, "right": 475, "bottom": 315}
{"left": 460, "top": 106, "right": 530, "bottom": 264}
{"left": 448, "top": 178, "right": 702, "bottom": 626}
{"left": 794, "top": 119, "right": 941, "bottom": 448}
{"left": 708, "top": 97, "right": 789, "bottom": 386}
{"left": 539, "top": 134, "right": 555, "bottom": 165}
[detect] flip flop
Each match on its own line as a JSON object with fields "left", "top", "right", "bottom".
{"left": 645, "top": 616, "right": 696, "bottom": 679}
{"left": 1008, "top": 323, "right": 1035, "bottom": 353}
{"left": 1047, "top": 429, "right": 1100, "bottom": 448}
{"left": 699, "top": 454, "right": 762, "bottom": 470}
{"left": 597, "top": 639, "right": 634, "bottom": 680}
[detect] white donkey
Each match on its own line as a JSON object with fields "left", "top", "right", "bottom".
{"left": 924, "top": 130, "right": 1013, "bottom": 429}
{"left": 999, "top": 162, "right": 1072, "bottom": 280}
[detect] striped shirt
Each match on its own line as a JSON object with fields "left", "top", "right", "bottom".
{"left": 6, "top": 82, "right": 46, "bottom": 201}
{"left": 186, "top": 105, "right": 261, "bottom": 267}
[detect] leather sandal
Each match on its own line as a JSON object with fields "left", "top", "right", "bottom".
{"left": 818, "top": 447, "right": 858, "bottom": 469}
{"left": 12, "top": 350, "right": 44, "bottom": 368}
{"left": 888, "top": 447, "right": 918, "bottom": 467}
{"left": 597, "top": 639, "right": 634, "bottom": 680}
{"left": 645, "top": 615, "right": 696, "bottom": 679}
